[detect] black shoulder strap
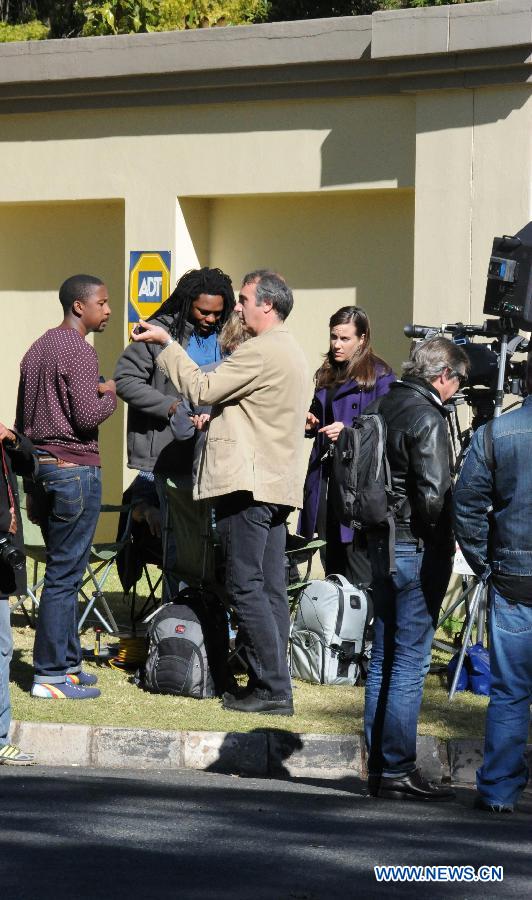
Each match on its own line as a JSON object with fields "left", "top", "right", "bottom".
{"left": 483, "top": 419, "right": 495, "bottom": 472}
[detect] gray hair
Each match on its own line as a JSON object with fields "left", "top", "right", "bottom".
{"left": 241, "top": 270, "right": 293, "bottom": 321}
{"left": 402, "top": 336, "right": 470, "bottom": 383}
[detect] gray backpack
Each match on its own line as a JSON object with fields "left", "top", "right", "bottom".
{"left": 290, "top": 574, "right": 368, "bottom": 686}
{"left": 141, "top": 589, "right": 229, "bottom": 699}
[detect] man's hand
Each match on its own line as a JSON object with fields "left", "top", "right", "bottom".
{"left": 167, "top": 400, "right": 179, "bottom": 418}
{"left": 0, "top": 422, "right": 16, "bottom": 444}
{"left": 305, "top": 412, "right": 319, "bottom": 432}
{"left": 318, "top": 421, "right": 345, "bottom": 443}
{"left": 130, "top": 320, "right": 170, "bottom": 346}
{"left": 192, "top": 413, "right": 210, "bottom": 432}
{"left": 98, "top": 379, "right": 116, "bottom": 395}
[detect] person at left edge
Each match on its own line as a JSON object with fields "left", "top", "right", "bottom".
{"left": 0, "top": 422, "right": 36, "bottom": 763}
{"left": 16, "top": 275, "right": 116, "bottom": 700}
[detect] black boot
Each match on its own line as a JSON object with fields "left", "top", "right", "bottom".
{"left": 369, "top": 769, "right": 455, "bottom": 802}
{"left": 222, "top": 691, "right": 294, "bottom": 716}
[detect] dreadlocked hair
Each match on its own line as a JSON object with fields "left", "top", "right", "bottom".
{"left": 152, "top": 267, "right": 235, "bottom": 343}
{"left": 315, "top": 305, "right": 392, "bottom": 392}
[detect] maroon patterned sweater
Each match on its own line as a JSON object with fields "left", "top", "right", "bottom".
{"left": 16, "top": 326, "right": 116, "bottom": 466}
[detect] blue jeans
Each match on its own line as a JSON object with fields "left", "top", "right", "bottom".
{"left": 0, "top": 599, "right": 12, "bottom": 745}
{"left": 364, "top": 540, "right": 452, "bottom": 777}
{"left": 33, "top": 464, "right": 102, "bottom": 683}
{"left": 477, "top": 588, "right": 532, "bottom": 807}
{"left": 216, "top": 492, "right": 292, "bottom": 700}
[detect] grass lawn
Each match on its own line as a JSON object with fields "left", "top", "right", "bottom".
{"left": 10, "top": 565, "right": 489, "bottom": 740}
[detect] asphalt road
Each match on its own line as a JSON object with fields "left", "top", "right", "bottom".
{"left": 0, "top": 767, "right": 529, "bottom": 900}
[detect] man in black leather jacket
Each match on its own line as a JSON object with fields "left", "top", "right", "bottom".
{"left": 364, "top": 337, "right": 469, "bottom": 802}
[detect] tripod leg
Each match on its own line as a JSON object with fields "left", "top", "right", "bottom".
{"left": 448, "top": 581, "right": 483, "bottom": 700}
{"left": 437, "top": 577, "right": 477, "bottom": 630}
{"left": 477, "top": 585, "right": 488, "bottom": 644}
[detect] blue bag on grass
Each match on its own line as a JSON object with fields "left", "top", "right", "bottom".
{"left": 446, "top": 641, "right": 491, "bottom": 695}
{"left": 467, "top": 641, "right": 491, "bottom": 696}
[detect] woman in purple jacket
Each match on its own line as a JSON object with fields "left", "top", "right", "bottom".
{"left": 299, "top": 306, "right": 395, "bottom": 587}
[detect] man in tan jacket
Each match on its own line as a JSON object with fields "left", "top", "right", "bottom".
{"left": 132, "top": 271, "right": 309, "bottom": 715}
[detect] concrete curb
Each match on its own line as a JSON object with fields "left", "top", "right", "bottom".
{"left": 11, "top": 721, "right": 531, "bottom": 783}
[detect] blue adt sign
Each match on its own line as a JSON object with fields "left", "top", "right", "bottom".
{"left": 128, "top": 251, "right": 171, "bottom": 335}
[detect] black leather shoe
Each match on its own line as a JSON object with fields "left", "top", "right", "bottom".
{"left": 369, "top": 769, "right": 455, "bottom": 802}
{"left": 222, "top": 685, "right": 251, "bottom": 702}
{"left": 222, "top": 692, "right": 294, "bottom": 716}
{"left": 474, "top": 796, "right": 513, "bottom": 814}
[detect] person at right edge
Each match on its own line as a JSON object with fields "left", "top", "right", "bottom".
{"left": 453, "top": 351, "right": 532, "bottom": 815}
{"left": 364, "top": 337, "right": 469, "bottom": 801}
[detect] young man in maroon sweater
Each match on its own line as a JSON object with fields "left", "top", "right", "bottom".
{"left": 16, "top": 275, "right": 116, "bottom": 699}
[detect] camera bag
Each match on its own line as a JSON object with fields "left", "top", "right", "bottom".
{"left": 140, "top": 587, "right": 229, "bottom": 699}
{"left": 290, "top": 574, "right": 368, "bottom": 686}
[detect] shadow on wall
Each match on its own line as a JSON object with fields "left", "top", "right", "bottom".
{"left": 1, "top": 73, "right": 528, "bottom": 142}
{"left": 319, "top": 97, "right": 415, "bottom": 190}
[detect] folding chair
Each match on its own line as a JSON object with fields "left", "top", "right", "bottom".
{"left": 114, "top": 479, "right": 166, "bottom": 628}
{"left": 285, "top": 535, "right": 327, "bottom": 614}
{"left": 77, "top": 504, "right": 133, "bottom": 635}
{"left": 12, "top": 477, "right": 133, "bottom": 636}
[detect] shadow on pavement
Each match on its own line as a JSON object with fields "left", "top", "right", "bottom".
{"left": 0, "top": 767, "right": 529, "bottom": 900}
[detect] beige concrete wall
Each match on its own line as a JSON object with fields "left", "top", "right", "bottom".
{"left": 1, "top": 201, "right": 125, "bottom": 518}
{"left": 1, "top": 77, "right": 530, "bottom": 498}
{"left": 0, "top": 95, "right": 415, "bottom": 203}
{"left": 414, "top": 85, "right": 531, "bottom": 327}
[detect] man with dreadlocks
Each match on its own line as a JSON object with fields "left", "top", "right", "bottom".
{"left": 114, "top": 267, "right": 235, "bottom": 591}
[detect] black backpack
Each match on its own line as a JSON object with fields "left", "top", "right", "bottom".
{"left": 329, "top": 413, "right": 403, "bottom": 572}
{"left": 140, "top": 588, "right": 229, "bottom": 699}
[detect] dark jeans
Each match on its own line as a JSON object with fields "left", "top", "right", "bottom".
{"left": 364, "top": 540, "right": 452, "bottom": 777}
{"left": 216, "top": 492, "right": 292, "bottom": 700}
{"left": 33, "top": 464, "right": 102, "bottom": 683}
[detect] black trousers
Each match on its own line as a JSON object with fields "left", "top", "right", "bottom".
{"left": 216, "top": 492, "right": 292, "bottom": 700}
{"left": 317, "top": 474, "right": 372, "bottom": 588}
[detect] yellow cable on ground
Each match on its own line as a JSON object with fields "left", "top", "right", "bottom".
{"left": 107, "top": 635, "right": 147, "bottom": 670}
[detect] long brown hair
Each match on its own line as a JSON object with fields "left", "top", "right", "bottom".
{"left": 315, "top": 306, "right": 391, "bottom": 391}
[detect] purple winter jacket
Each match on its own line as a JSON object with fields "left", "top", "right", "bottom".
{"left": 298, "top": 367, "right": 396, "bottom": 544}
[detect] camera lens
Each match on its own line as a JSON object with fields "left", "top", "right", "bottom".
{"left": 0, "top": 536, "right": 26, "bottom": 572}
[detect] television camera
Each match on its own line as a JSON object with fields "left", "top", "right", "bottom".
{"left": 405, "top": 221, "right": 532, "bottom": 430}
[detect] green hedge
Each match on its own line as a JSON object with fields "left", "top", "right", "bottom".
{"left": 0, "top": 21, "right": 49, "bottom": 42}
